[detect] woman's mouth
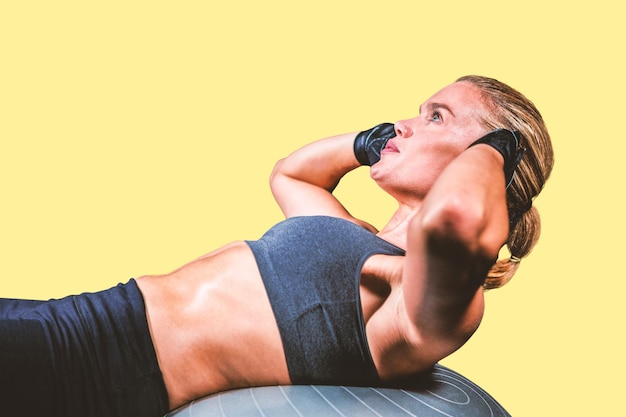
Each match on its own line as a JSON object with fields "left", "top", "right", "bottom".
{"left": 382, "top": 140, "right": 399, "bottom": 153}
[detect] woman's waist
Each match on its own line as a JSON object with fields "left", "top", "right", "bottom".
{"left": 135, "top": 241, "right": 289, "bottom": 407}
{"left": 136, "top": 241, "right": 261, "bottom": 305}
{"left": 135, "top": 240, "right": 275, "bottom": 356}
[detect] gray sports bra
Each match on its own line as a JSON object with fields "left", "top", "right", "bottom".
{"left": 245, "top": 216, "right": 404, "bottom": 385}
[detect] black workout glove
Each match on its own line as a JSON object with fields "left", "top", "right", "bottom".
{"left": 468, "top": 129, "right": 525, "bottom": 188}
{"left": 353, "top": 123, "right": 397, "bottom": 166}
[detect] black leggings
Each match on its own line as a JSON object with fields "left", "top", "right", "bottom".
{"left": 0, "top": 280, "right": 169, "bottom": 417}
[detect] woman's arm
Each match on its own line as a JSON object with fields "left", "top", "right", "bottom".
{"left": 269, "top": 131, "right": 372, "bottom": 228}
{"left": 270, "top": 123, "right": 396, "bottom": 228}
{"left": 401, "top": 142, "right": 511, "bottom": 362}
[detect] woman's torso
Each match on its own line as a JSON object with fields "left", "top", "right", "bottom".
{"left": 137, "top": 241, "right": 406, "bottom": 410}
{"left": 136, "top": 220, "right": 483, "bottom": 410}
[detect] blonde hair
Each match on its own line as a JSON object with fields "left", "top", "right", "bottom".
{"left": 457, "top": 75, "right": 555, "bottom": 289}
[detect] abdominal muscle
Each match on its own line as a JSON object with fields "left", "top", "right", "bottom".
{"left": 135, "top": 241, "right": 291, "bottom": 410}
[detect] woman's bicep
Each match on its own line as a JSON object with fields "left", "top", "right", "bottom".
{"left": 270, "top": 162, "right": 379, "bottom": 232}
{"left": 269, "top": 169, "right": 352, "bottom": 219}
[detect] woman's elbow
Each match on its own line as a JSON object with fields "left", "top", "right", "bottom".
{"left": 269, "top": 157, "right": 288, "bottom": 187}
{"left": 416, "top": 195, "right": 501, "bottom": 260}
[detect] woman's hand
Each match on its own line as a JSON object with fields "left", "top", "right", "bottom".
{"left": 354, "top": 123, "right": 397, "bottom": 166}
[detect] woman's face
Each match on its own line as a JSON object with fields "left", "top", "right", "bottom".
{"left": 370, "top": 81, "right": 491, "bottom": 203}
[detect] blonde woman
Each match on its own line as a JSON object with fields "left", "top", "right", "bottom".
{"left": 1, "top": 75, "right": 554, "bottom": 417}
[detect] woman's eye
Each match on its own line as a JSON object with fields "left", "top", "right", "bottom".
{"left": 429, "top": 111, "right": 442, "bottom": 122}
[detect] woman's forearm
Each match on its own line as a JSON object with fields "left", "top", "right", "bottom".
{"left": 269, "top": 131, "right": 368, "bottom": 220}
{"left": 270, "top": 132, "right": 360, "bottom": 192}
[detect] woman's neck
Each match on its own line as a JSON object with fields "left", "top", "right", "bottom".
{"left": 377, "top": 204, "right": 421, "bottom": 250}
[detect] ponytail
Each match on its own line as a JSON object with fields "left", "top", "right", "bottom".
{"left": 483, "top": 206, "right": 541, "bottom": 290}
{"left": 456, "top": 75, "right": 554, "bottom": 290}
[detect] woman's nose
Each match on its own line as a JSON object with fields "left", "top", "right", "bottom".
{"left": 394, "top": 120, "right": 413, "bottom": 138}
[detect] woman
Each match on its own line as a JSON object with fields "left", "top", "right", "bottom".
{"left": 1, "top": 75, "right": 554, "bottom": 417}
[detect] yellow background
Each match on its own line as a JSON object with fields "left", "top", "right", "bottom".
{"left": 1, "top": 1, "right": 623, "bottom": 415}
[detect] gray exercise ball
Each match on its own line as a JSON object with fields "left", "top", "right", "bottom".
{"left": 166, "top": 364, "right": 510, "bottom": 416}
